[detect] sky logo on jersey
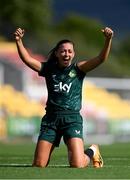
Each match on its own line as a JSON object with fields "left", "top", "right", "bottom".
{"left": 54, "top": 82, "right": 72, "bottom": 93}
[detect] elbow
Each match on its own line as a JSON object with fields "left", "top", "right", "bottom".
{"left": 98, "top": 55, "right": 108, "bottom": 63}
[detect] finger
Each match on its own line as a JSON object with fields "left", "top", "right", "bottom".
{"left": 105, "top": 27, "right": 113, "bottom": 34}
{"left": 14, "top": 31, "right": 19, "bottom": 36}
{"left": 18, "top": 29, "right": 23, "bottom": 35}
{"left": 16, "top": 28, "right": 24, "bottom": 35}
{"left": 103, "top": 27, "right": 113, "bottom": 37}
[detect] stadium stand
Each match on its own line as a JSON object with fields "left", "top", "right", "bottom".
{"left": 83, "top": 81, "right": 130, "bottom": 119}
{"left": 1, "top": 41, "right": 130, "bottom": 120}
{"left": 0, "top": 85, "right": 44, "bottom": 117}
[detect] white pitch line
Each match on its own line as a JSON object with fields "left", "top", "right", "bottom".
{"left": 0, "top": 157, "right": 30, "bottom": 160}
{"left": 0, "top": 163, "right": 130, "bottom": 168}
{"left": 106, "top": 158, "right": 129, "bottom": 160}
{"left": 0, "top": 163, "right": 32, "bottom": 167}
{"left": 0, "top": 163, "right": 69, "bottom": 167}
{"left": 0, "top": 157, "right": 129, "bottom": 160}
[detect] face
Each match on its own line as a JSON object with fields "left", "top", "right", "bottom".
{"left": 55, "top": 43, "right": 75, "bottom": 68}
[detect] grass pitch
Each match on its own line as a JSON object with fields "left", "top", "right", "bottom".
{"left": 0, "top": 141, "right": 130, "bottom": 179}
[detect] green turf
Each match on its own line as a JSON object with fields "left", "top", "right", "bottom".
{"left": 0, "top": 141, "right": 130, "bottom": 179}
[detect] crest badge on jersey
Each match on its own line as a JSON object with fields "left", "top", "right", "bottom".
{"left": 69, "top": 70, "right": 76, "bottom": 78}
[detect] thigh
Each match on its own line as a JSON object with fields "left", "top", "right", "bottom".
{"left": 66, "top": 137, "right": 87, "bottom": 168}
{"left": 39, "top": 115, "right": 62, "bottom": 147}
{"left": 33, "top": 140, "right": 55, "bottom": 167}
{"left": 62, "top": 113, "right": 83, "bottom": 142}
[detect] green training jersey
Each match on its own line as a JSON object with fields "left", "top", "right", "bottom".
{"left": 38, "top": 62, "right": 86, "bottom": 112}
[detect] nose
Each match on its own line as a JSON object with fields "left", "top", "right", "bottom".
{"left": 65, "top": 51, "right": 69, "bottom": 56}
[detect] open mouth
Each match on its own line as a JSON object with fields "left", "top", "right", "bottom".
{"left": 59, "top": 57, "right": 71, "bottom": 67}
{"left": 63, "top": 57, "right": 70, "bottom": 61}
{"left": 63, "top": 59, "right": 70, "bottom": 64}
{"left": 63, "top": 59, "right": 69, "bottom": 62}
{"left": 62, "top": 59, "right": 70, "bottom": 67}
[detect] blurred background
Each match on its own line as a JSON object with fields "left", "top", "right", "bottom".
{"left": 0, "top": 0, "right": 130, "bottom": 144}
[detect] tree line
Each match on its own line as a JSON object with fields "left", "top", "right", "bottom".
{"left": 0, "top": 0, "right": 130, "bottom": 77}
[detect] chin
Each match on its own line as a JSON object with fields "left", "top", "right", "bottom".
{"left": 63, "top": 64, "right": 70, "bottom": 67}
{"left": 63, "top": 61, "right": 71, "bottom": 66}
{"left": 58, "top": 60, "right": 71, "bottom": 68}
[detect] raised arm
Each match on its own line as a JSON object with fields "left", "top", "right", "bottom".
{"left": 14, "top": 28, "right": 41, "bottom": 72}
{"left": 77, "top": 27, "right": 114, "bottom": 73}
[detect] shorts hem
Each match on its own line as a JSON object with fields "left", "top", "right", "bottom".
{"left": 38, "top": 137, "right": 60, "bottom": 147}
{"left": 64, "top": 136, "right": 83, "bottom": 144}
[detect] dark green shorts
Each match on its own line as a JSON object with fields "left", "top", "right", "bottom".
{"left": 38, "top": 112, "right": 83, "bottom": 147}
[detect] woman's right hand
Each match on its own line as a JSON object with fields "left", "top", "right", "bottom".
{"left": 14, "top": 28, "right": 25, "bottom": 41}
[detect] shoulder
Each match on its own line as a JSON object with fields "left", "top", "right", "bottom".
{"left": 38, "top": 61, "right": 48, "bottom": 76}
{"left": 72, "top": 63, "right": 86, "bottom": 77}
{"left": 74, "top": 63, "right": 85, "bottom": 73}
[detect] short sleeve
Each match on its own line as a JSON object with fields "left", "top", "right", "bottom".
{"left": 74, "top": 63, "right": 86, "bottom": 78}
{"left": 38, "top": 62, "right": 48, "bottom": 77}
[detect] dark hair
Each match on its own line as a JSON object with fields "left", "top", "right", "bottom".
{"left": 47, "top": 39, "right": 74, "bottom": 64}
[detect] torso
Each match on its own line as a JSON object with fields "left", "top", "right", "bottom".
{"left": 39, "top": 63, "right": 86, "bottom": 112}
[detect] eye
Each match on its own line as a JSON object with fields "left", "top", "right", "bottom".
{"left": 60, "top": 50, "right": 65, "bottom": 53}
{"left": 68, "top": 50, "right": 72, "bottom": 53}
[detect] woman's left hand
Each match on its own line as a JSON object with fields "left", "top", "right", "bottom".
{"left": 101, "top": 27, "right": 114, "bottom": 39}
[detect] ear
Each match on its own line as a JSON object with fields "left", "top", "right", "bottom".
{"left": 55, "top": 51, "right": 58, "bottom": 57}
{"left": 72, "top": 51, "right": 75, "bottom": 58}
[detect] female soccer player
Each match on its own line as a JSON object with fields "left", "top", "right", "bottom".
{"left": 14, "top": 27, "right": 113, "bottom": 168}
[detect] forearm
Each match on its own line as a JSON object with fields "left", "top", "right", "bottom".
{"left": 77, "top": 27, "right": 113, "bottom": 73}
{"left": 16, "top": 39, "right": 30, "bottom": 63}
{"left": 16, "top": 39, "right": 41, "bottom": 71}
{"left": 98, "top": 37, "right": 112, "bottom": 61}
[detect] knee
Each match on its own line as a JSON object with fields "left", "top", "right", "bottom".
{"left": 32, "top": 161, "right": 47, "bottom": 168}
{"left": 33, "top": 164, "right": 46, "bottom": 168}
{"left": 71, "top": 164, "right": 86, "bottom": 168}
{"left": 70, "top": 161, "right": 86, "bottom": 168}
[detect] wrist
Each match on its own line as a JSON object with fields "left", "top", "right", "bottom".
{"left": 15, "top": 38, "right": 22, "bottom": 43}
{"left": 105, "top": 36, "right": 113, "bottom": 41}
